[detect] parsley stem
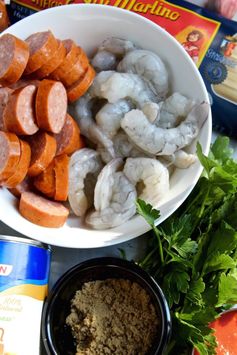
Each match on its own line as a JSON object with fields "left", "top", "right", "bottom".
{"left": 153, "top": 226, "right": 164, "bottom": 265}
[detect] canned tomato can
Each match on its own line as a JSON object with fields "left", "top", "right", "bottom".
{"left": 0, "top": 235, "right": 51, "bottom": 355}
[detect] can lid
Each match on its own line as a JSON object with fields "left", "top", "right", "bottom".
{"left": 0, "top": 234, "right": 51, "bottom": 251}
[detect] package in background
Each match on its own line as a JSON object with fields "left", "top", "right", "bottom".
{"left": 6, "top": 0, "right": 237, "bottom": 136}
{"left": 0, "top": 0, "right": 9, "bottom": 31}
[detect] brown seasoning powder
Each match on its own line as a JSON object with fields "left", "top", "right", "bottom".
{"left": 66, "top": 278, "right": 160, "bottom": 355}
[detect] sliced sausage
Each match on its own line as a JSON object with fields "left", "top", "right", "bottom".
{"left": 9, "top": 79, "right": 40, "bottom": 90}
{"left": 0, "top": 0, "right": 9, "bottom": 32}
{"left": 24, "top": 31, "right": 58, "bottom": 75}
{"left": 33, "top": 40, "right": 66, "bottom": 79}
{"left": 3, "top": 139, "right": 31, "bottom": 188}
{"left": 0, "top": 132, "right": 21, "bottom": 179}
{"left": 58, "top": 47, "right": 89, "bottom": 88}
{"left": 0, "top": 87, "right": 13, "bottom": 130}
{"left": 54, "top": 114, "right": 84, "bottom": 156}
{"left": 27, "top": 131, "right": 56, "bottom": 176}
{"left": 19, "top": 191, "right": 69, "bottom": 228}
{"left": 36, "top": 79, "right": 67, "bottom": 133}
{"left": 33, "top": 161, "right": 55, "bottom": 198}
{"left": 8, "top": 176, "right": 33, "bottom": 198}
{"left": 54, "top": 154, "right": 69, "bottom": 201}
{"left": 3, "top": 84, "right": 39, "bottom": 135}
{"left": 67, "top": 65, "right": 95, "bottom": 102}
{"left": 0, "top": 34, "right": 29, "bottom": 86}
{"left": 50, "top": 39, "right": 80, "bottom": 81}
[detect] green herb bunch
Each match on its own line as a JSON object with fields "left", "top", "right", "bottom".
{"left": 137, "top": 136, "right": 237, "bottom": 355}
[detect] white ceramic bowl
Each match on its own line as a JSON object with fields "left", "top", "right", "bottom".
{"left": 0, "top": 4, "right": 212, "bottom": 248}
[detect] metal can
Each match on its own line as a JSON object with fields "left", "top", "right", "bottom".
{"left": 0, "top": 235, "right": 51, "bottom": 355}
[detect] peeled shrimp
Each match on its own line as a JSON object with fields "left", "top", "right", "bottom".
{"left": 70, "top": 93, "right": 115, "bottom": 157}
{"left": 117, "top": 49, "right": 169, "bottom": 99}
{"left": 95, "top": 99, "right": 134, "bottom": 138}
{"left": 121, "top": 102, "right": 209, "bottom": 156}
{"left": 123, "top": 157, "right": 169, "bottom": 205}
{"left": 97, "top": 37, "right": 136, "bottom": 56}
{"left": 97, "top": 130, "right": 148, "bottom": 163}
{"left": 91, "top": 50, "right": 117, "bottom": 72}
{"left": 91, "top": 37, "right": 136, "bottom": 72}
{"left": 68, "top": 149, "right": 103, "bottom": 217}
{"left": 163, "top": 150, "right": 197, "bottom": 169}
{"left": 86, "top": 158, "right": 137, "bottom": 229}
{"left": 89, "top": 71, "right": 158, "bottom": 108}
{"left": 157, "top": 93, "right": 196, "bottom": 129}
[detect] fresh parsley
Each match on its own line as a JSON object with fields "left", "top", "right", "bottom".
{"left": 137, "top": 136, "right": 237, "bottom": 355}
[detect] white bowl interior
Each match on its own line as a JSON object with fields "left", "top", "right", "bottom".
{"left": 0, "top": 4, "right": 212, "bottom": 248}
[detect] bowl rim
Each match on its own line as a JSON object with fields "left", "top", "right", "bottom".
{"left": 41, "top": 256, "right": 172, "bottom": 355}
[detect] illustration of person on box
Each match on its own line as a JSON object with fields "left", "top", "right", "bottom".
{"left": 182, "top": 30, "right": 204, "bottom": 64}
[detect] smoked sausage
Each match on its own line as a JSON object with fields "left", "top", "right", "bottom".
{"left": 54, "top": 114, "right": 84, "bottom": 156}
{"left": 54, "top": 154, "right": 69, "bottom": 201}
{"left": 67, "top": 65, "right": 95, "bottom": 102}
{"left": 3, "top": 84, "right": 39, "bottom": 135}
{"left": 33, "top": 161, "right": 55, "bottom": 198}
{"left": 57, "top": 47, "right": 89, "bottom": 87}
{"left": 24, "top": 31, "right": 58, "bottom": 75}
{"left": 35, "top": 79, "right": 67, "bottom": 133}
{"left": 3, "top": 139, "right": 31, "bottom": 188}
{"left": 27, "top": 131, "right": 56, "bottom": 176}
{"left": 0, "top": 34, "right": 29, "bottom": 86}
{"left": 0, "top": 132, "right": 21, "bottom": 180}
{"left": 33, "top": 40, "right": 67, "bottom": 79}
{"left": 0, "top": 87, "right": 13, "bottom": 131}
{"left": 50, "top": 39, "right": 80, "bottom": 81}
{"left": 19, "top": 191, "right": 69, "bottom": 228}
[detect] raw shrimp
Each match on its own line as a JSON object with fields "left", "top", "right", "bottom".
{"left": 91, "top": 37, "right": 136, "bottom": 72}
{"left": 91, "top": 50, "right": 117, "bottom": 72}
{"left": 117, "top": 49, "right": 169, "bottom": 99}
{"left": 89, "top": 71, "right": 158, "bottom": 108}
{"left": 121, "top": 102, "right": 209, "bottom": 155}
{"left": 68, "top": 148, "right": 103, "bottom": 217}
{"left": 142, "top": 102, "right": 160, "bottom": 123}
{"left": 95, "top": 99, "right": 134, "bottom": 138}
{"left": 86, "top": 158, "right": 137, "bottom": 229}
{"left": 123, "top": 157, "right": 169, "bottom": 205}
{"left": 97, "top": 37, "right": 136, "bottom": 56}
{"left": 163, "top": 150, "right": 197, "bottom": 169}
{"left": 70, "top": 93, "right": 115, "bottom": 157}
{"left": 97, "top": 131, "right": 148, "bottom": 163}
{"left": 157, "top": 93, "right": 196, "bottom": 128}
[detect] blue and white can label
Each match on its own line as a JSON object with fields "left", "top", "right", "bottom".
{"left": 0, "top": 235, "right": 51, "bottom": 355}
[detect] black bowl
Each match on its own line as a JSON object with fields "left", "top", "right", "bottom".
{"left": 42, "top": 257, "right": 172, "bottom": 355}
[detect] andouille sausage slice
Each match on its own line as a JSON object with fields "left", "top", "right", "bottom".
{"left": 19, "top": 191, "right": 69, "bottom": 228}
{"left": 58, "top": 47, "right": 89, "bottom": 88}
{"left": 0, "top": 87, "right": 13, "bottom": 130}
{"left": 9, "top": 78, "right": 40, "bottom": 90}
{"left": 0, "top": 34, "right": 29, "bottom": 86}
{"left": 36, "top": 79, "right": 67, "bottom": 133}
{"left": 24, "top": 31, "right": 58, "bottom": 75}
{"left": 33, "top": 161, "right": 55, "bottom": 198}
{"left": 50, "top": 39, "right": 80, "bottom": 80}
{"left": 54, "top": 154, "right": 69, "bottom": 201}
{"left": 34, "top": 40, "right": 66, "bottom": 79}
{"left": 0, "top": 132, "right": 21, "bottom": 179}
{"left": 54, "top": 114, "right": 84, "bottom": 156}
{"left": 3, "top": 84, "right": 39, "bottom": 135}
{"left": 3, "top": 139, "right": 31, "bottom": 188}
{"left": 0, "top": 0, "right": 9, "bottom": 32}
{"left": 27, "top": 131, "right": 56, "bottom": 176}
{"left": 67, "top": 65, "right": 95, "bottom": 102}
{"left": 8, "top": 176, "right": 33, "bottom": 198}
